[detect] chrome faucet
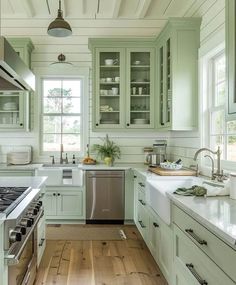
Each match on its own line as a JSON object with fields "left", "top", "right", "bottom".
{"left": 193, "top": 146, "right": 226, "bottom": 181}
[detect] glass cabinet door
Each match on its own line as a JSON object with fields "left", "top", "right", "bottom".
{"left": 158, "top": 38, "right": 171, "bottom": 128}
{"left": 95, "top": 48, "right": 125, "bottom": 128}
{"left": 0, "top": 92, "right": 25, "bottom": 129}
{"left": 126, "top": 48, "right": 154, "bottom": 128}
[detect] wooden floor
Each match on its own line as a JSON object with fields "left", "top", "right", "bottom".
{"left": 35, "top": 225, "right": 168, "bottom": 285}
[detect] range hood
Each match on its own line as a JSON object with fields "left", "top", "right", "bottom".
{"left": 0, "top": 36, "right": 35, "bottom": 91}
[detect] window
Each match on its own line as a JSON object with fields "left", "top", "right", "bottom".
{"left": 209, "top": 53, "right": 236, "bottom": 161}
{"left": 42, "top": 78, "right": 82, "bottom": 152}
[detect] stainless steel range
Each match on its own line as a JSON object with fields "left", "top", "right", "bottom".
{"left": 1, "top": 185, "right": 44, "bottom": 285}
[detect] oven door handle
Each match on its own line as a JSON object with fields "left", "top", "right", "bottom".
{"left": 5, "top": 208, "right": 44, "bottom": 266}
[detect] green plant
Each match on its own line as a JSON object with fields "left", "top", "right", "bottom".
{"left": 93, "top": 134, "right": 121, "bottom": 161}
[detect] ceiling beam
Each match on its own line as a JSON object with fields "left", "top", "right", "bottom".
{"left": 136, "top": 0, "right": 152, "bottom": 18}
{"left": 112, "top": 0, "right": 122, "bottom": 18}
{"left": 22, "top": 0, "right": 35, "bottom": 17}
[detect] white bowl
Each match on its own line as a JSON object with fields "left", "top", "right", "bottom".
{"left": 105, "top": 59, "right": 114, "bottom": 65}
{"left": 160, "top": 162, "right": 182, "bottom": 170}
{"left": 132, "top": 118, "right": 148, "bottom": 124}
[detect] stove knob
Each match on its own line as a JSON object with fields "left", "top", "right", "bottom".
{"left": 38, "top": 201, "right": 43, "bottom": 206}
{"left": 28, "top": 207, "right": 38, "bottom": 215}
{"left": 9, "top": 230, "right": 22, "bottom": 243}
{"left": 27, "top": 217, "right": 34, "bottom": 225}
{"left": 20, "top": 218, "right": 32, "bottom": 227}
{"left": 15, "top": 226, "right": 27, "bottom": 235}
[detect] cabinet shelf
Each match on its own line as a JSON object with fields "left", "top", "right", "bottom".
{"left": 0, "top": 110, "right": 19, "bottom": 113}
{"left": 130, "top": 95, "right": 150, "bottom": 97}
{"left": 131, "top": 82, "right": 150, "bottom": 84}
{"left": 100, "top": 111, "right": 120, "bottom": 113}
{"left": 100, "top": 82, "right": 119, "bottom": 85}
{"left": 100, "top": 95, "right": 120, "bottom": 97}
{"left": 100, "top": 65, "right": 120, "bottom": 68}
{"left": 130, "top": 110, "right": 150, "bottom": 113}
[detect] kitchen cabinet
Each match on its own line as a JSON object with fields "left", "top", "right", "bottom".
{"left": 88, "top": 39, "right": 155, "bottom": 130}
{"left": 7, "top": 38, "right": 34, "bottom": 68}
{"left": 0, "top": 169, "right": 34, "bottom": 176}
{"left": 226, "top": 0, "right": 236, "bottom": 118}
{"left": 173, "top": 203, "right": 236, "bottom": 284}
{"left": 44, "top": 187, "right": 84, "bottom": 221}
{"left": 37, "top": 215, "right": 46, "bottom": 267}
{"left": 156, "top": 18, "right": 201, "bottom": 130}
{"left": 0, "top": 91, "right": 30, "bottom": 131}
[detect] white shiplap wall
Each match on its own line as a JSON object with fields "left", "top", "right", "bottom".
{"left": 0, "top": 0, "right": 225, "bottom": 164}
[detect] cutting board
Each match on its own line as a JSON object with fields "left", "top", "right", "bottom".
{"left": 149, "top": 166, "right": 196, "bottom": 176}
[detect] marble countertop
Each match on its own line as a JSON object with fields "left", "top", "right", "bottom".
{"left": 0, "top": 176, "right": 47, "bottom": 189}
{"left": 167, "top": 192, "right": 236, "bottom": 249}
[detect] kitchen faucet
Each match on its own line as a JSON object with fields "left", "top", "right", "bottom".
{"left": 193, "top": 146, "right": 227, "bottom": 182}
{"left": 60, "top": 144, "right": 68, "bottom": 164}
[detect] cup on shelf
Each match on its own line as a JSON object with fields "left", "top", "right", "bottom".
{"left": 112, "top": 87, "right": 119, "bottom": 95}
{"left": 100, "top": 78, "right": 106, "bottom": 82}
{"left": 133, "top": 60, "right": 141, "bottom": 65}
{"left": 115, "top": 77, "right": 120, "bottom": 82}
{"left": 138, "top": 87, "right": 143, "bottom": 95}
{"left": 132, "top": 87, "right": 136, "bottom": 95}
{"left": 103, "top": 90, "right": 108, "bottom": 95}
{"left": 104, "top": 59, "right": 118, "bottom": 65}
{"left": 106, "top": 77, "right": 112, "bottom": 82}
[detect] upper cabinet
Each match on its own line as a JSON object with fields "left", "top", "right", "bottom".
{"left": 7, "top": 38, "right": 34, "bottom": 69}
{"left": 226, "top": 0, "right": 236, "bottom": 118}
{"left": 89, "top": 39, "right": 155, "bottom": 131}
{"left": 156, "top": 18, "right": 201, "bottom": 131}
{"left": 0, "top": 91, "right": 30, "bottom": 131}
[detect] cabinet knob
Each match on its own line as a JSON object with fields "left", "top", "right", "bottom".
{"left": 57, "top": 193, "right": 60, "bottom": 196}
{"left": 96, "top": 123, "right": 99, "bottom": 126}
{"left": 126, "top": 123, "right": 130, "bottom": 126}
{"left": 161, "top": 123, "right": 164, "bottom": 126}
{"left": 53, "top": 193, "right": 56, "bottom": 196}
{"left": 20, "top": 123, "right": 23, "bottom": 126}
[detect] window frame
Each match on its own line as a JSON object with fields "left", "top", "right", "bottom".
{"left": 34, "top": 66, "right": 89, "bottom": 161}
{"left": 41, "top": 77, "right": 82, "bottom": 153}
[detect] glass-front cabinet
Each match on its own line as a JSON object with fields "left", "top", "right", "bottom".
{"left": 0, "top": 91, "right": 29, "bottom": 131}
{"left": 127, "top": 48, "right": 154, "bottom": 128}
{"left": 90, "top": 40, "right": 155, "bottom": 130}
{"left": 95, "top": 48, "right": 125, "bottom": 128}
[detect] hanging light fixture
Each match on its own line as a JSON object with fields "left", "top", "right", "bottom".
{"left": 50, "top": 54, "right": 73, "bottom": 67}
{"left": 47, "top": 0, "right": 72, "bottom": 37}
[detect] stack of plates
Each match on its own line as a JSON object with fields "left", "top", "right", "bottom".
{"left": 2, "top": 102, "right": 17, "bottom": 111}
{"left": 132, "top": 118, "right": 149, "bottom": 124}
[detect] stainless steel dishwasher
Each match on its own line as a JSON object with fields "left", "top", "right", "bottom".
{"left": 86, "top": 170, "right": 125, "bottom": 224}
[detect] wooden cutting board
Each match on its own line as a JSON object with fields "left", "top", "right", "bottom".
{"left": 149, "top": 166, "right": 196, "bottom": 176}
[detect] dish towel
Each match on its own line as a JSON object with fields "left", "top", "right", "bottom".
{"left": 174, "top": 185, "right": 207, "bottom": 196}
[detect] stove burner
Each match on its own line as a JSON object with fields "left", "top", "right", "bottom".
{"left": 0, "top": 186, "right": 31, "bottom": 214}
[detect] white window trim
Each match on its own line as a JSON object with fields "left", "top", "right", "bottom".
{"left": 34, "top": 66, "right": 89, "bottom": 162}
{"left": 201, "top": 43, "right": 236, "bottom": 174}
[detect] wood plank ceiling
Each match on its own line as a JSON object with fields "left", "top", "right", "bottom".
{"left": 0, "top": 0, "right": 223, "bottom": 67}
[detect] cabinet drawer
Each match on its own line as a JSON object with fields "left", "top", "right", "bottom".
{"left": 174, "top": 225, "right": 235, "bottom": 285}
{"left": 173, "top": 204, "right": 236, "bottom": 282}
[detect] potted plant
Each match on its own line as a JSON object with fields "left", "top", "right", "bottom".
{"left": 93, "top": 134, "right": 121, "bottom": 166}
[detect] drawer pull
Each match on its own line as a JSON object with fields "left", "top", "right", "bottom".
{"left": 185, "top": 229, "right": 207, "bottom": 245}
{"left": 39, "top": 238, "right": 45, "bottom": 247}
{"left": 138, "top": 182, "right": 145, "bottom": 187}
{"left": 186, "top": 263, "right": 208, "bottom": 285}
{"left": 138, "top": 220, "right": 146, "bottom": 228}
{"left": 153, "top": 222, "right": 159, "bottom": 228}
{"left": 138, "top": 199, "right": 146, "bottom": 206}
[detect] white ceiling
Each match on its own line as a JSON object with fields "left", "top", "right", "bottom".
{"left": 0, "top": 0, "right": 210, "bottom": 40}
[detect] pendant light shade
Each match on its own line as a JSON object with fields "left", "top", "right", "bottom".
{"left": 47, "top": 0, "right": 72, "bottom": 37}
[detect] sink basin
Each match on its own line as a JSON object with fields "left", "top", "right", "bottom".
{"left": 42, "top": 163, "right": 78, "bottom": 168}
{"left": 36, "top": 168, "right": 63, "bottom": 186}
{"left": 146, "top": 177, "right": 204, "bottom": 225}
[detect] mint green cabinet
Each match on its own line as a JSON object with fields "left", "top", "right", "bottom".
{"left": 7, "top": 38, "right": 34, "bottom": 69}
{"left": 89, "top": 39, "right": 155, "bottom": 130}
{"left": 156, "top": 19, "right": 201, "bottom": 130}
{"left": 226, "top": 0, "right": 236, "bottom": 118}
{"left": 44, "top": 187, "right": 84, "bottom": 221}
{"left": 0, "top": 91, "right": 30, "bottom": 131}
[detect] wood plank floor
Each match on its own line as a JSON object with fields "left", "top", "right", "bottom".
{"left": 35, "top": 225, "right": 168, "bottom": 285}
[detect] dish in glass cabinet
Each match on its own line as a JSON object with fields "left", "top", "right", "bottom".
{"left": 133, "top": 60, "right": 141, "bottom": 65}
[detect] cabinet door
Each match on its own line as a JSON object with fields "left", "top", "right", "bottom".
{"left": 136, "top": 203, "right": 149, "bottom": 241}
{"left": 158, "top": 38, "right": 171, "bottom": 129}
{"left": 226, "top": 0, "right": 236, "bottom": 117}
{"left": 126, "top": 48, "right": 155, "bottom": 128}
{"left": 44, "top": 192, "right": 57, "bottom": 216}
{"left": 94, "top": 48, "right": 125, "bottom": 129}
{"left": 148, "top": 212, "right": 161, "bottom": 264}
{"left": 57, "top": 191, "right": 83, "bottom": 217}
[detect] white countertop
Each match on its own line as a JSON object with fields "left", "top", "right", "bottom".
{"left": 0, "top": 176, "right": 47, "bottom": 189}
{"left": 167, "top": 192, "right": 236, "bottom": 249}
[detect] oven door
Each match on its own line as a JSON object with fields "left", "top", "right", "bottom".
{"left": 8, "top": 227, "right": 37, "bottom": 285}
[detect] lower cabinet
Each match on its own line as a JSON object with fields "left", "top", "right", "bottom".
{"left": 44, "top": 187, "right": 84, "bottom": 221}
{"left": 37, "top": 215, "right": 46, "bottom": 267}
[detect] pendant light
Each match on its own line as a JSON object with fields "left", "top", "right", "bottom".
{"left": 50, "top": 54, "right": 73, "bottom": 67}
{"left": 47, "top": 0, "right": 72, "bottom": 37}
